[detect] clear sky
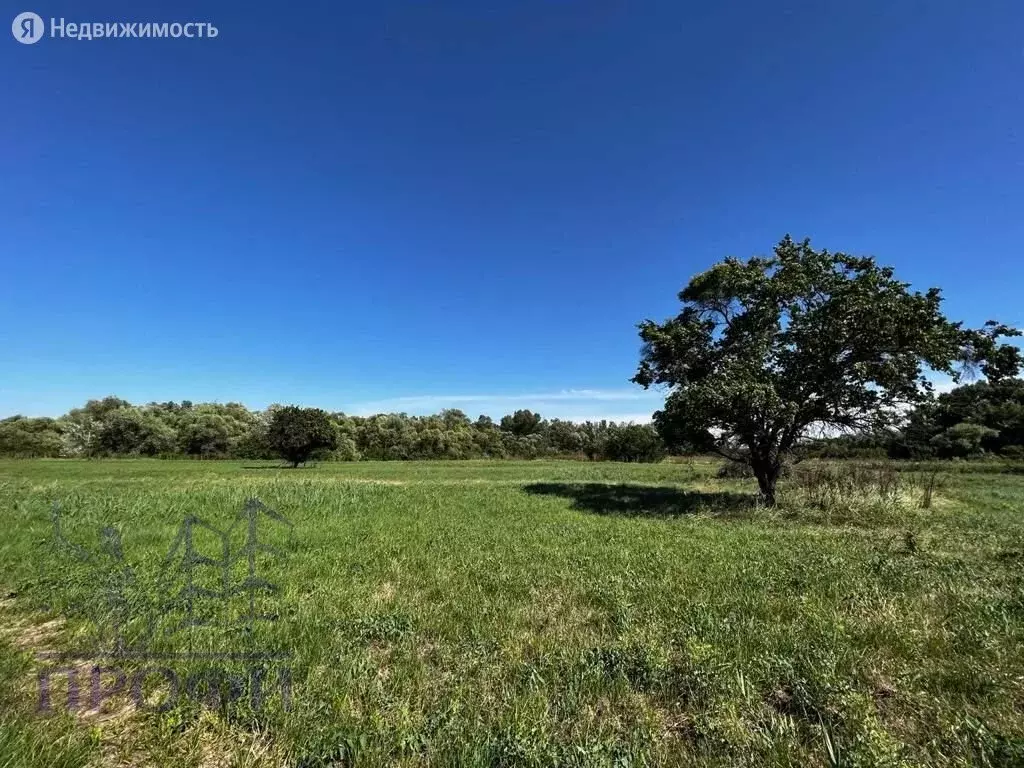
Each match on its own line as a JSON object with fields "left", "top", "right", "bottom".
{"left": 3, "top": 2, "right": 1022, "bottom": 422}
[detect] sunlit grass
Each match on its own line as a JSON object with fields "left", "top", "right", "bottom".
{"left": 0, "top": 458, "right": 1022, "bottom": 766}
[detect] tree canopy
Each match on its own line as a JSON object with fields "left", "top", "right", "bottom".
{"left": 0, "top": 396, "right": 665, "bottom": 464}
{"left": 633, "top": 235, "right": 1022, "bottom": 502}
{"left": 267, "top": 406, "right": 339, "bottom": 467}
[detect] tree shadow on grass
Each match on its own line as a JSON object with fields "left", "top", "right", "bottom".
{"left": 523, "top": 482, "right": 756, "bottom": 518}
{"left": 240, "top": 462, "right": 320, "bottom": 470}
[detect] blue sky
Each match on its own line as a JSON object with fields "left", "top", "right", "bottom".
{"left": 3, "top": 2, "right": 1022, "bottom": 422}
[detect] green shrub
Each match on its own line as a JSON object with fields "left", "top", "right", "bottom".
{"left": 1000, "top": 445, "right": 1024, "bottom": 461}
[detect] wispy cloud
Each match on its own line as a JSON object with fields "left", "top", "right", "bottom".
{"left": 347, "top": 388, "right": 661, "bottom": 423}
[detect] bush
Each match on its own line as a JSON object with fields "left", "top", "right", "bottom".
{"left": 717, "top": 460, "right": 754, "bottom": 479}
{"left": 601, "top": 424, "right": 665, "bottom": 463}
{"left": 0, "top": 416, "right": 64, "bottom": 458}
{"left": 94, "top": 409, "right": 177, "bottom": 456}
{"left": 333, "top": 436, "right": 361, "bottom": 462}
{"left": 929, "top": 422, "right": 1000, "bottom": 459}
{"left": 717, "top": 459, "right": 790, "bottom": 479}
{"left": 801, "top": 434, "right": 890, "bottom": 460}
{"left": 1000, "top": 445, "right": 1024, "bottom": 462}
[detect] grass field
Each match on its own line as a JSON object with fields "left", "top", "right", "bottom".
{"left": 0, "top": 458, "right": 1022, "bottom": 767}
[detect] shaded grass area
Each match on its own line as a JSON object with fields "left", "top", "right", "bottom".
{"left": 0, "top": 459, "right": 1022, "bottom": 766}
{"left": 523, "top": 482, "right": 754, "bottom": 517}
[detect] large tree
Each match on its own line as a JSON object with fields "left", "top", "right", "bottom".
{"left": 267, "top": 406, "right": 339, "bottom": 467}
{"left": 633, "top": 236, "right": 1021, "bottom": 503}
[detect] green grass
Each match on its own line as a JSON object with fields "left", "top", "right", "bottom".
{"left": 0, "top": 458, "right": 1022, "bottom": 767}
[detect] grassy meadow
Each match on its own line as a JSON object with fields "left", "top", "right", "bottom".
{"left": 0, "top": 458, "right": 1022, "bottom": 767}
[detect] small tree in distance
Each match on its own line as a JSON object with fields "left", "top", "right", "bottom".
{"left": 633, "top": 236, "right": 1022, "bottom": 504}
{"left": 500, "top": 409, "right": 543, "bottom": 437}
{"left": 267, "top": 406, "right": 339, "bottom": 467}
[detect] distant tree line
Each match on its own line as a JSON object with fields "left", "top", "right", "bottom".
{"left": 3, "top": 379, "right": 1021, "bottom": 464}
{"left": 799, "top": 378, "right": 1024, "bottom": 461}
{"left": 0, "top": 397, "right": 666, "bottom": 463}
{"left": 3, "top": 378, "right": 1020, "bottom": 465}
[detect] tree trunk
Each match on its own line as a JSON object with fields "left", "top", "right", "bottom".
{"left": 751, "top": 460, "right": 781, "bottom": 505}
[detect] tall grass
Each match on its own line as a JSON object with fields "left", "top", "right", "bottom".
{"left": 0, "top": 459, "right": 1021, "bottom": 767}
